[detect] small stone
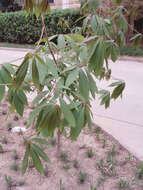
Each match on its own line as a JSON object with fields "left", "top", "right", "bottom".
{"left": 11, "top": 127, "right": 27, "bottom": 133}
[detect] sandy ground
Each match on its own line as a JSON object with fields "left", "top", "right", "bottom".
{"left": 0, "top": 101, "right": 143, "bottom": 190}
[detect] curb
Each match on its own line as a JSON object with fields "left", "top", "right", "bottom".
{"left": 0, "top": 47, "right": 32, "bottom": 52}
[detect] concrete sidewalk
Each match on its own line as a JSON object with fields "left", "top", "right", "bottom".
{"left": 0, "top": 48, "right": 143, "bottom": 160}
{"left": 92, "top": 59, "right": 143, "bottom": 160}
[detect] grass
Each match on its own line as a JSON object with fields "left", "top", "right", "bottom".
{"left": 60, "top": 151, "right": 69, "bottom": 163}
{"left": 73, "top": 160, "right": 79, "bottom": 169}
{"left": 0, "top": 144, "right": 3, "bottom": 153}
{"left": 5, "top": 175, "right": 13, "bottom": 188}
{"left": 136, "top": 163, "right": 143, "bottom": 179}
{"left": 78, "top": 171, "right": 87, "bottom": 184}
{"left": 0, "top": 42, "right": 143, "bottom": 57}
{"left": 7, "top": 122, "right": 13, "bottom": 131}
{"left": 18, "top": 179, "right": 25, "bottom": 186}
{"left": 1, "top": 136, "right": 8, "bottom": 144}
{"left": 87, "top": 148, "right": 94, "bottom": 158}
{"left": 119, "top": 47, "right": 143, "bottom": 57}
{"left": 12, "top": 150, "right": 19, "bottom": 160}
{"left": 10, "top": 162, "right": 20, "bottom": 171}
{"left": 43, "top": 165, "right": 49, "bottom": 177}
{"left": 0, "top": 42, "right": 34, "bottom": 49}
{"left": 119, "top": 178, "right": 131, "bottom": 189}
{"left": 63, "top": 164, "right": 70, "bottom": 170}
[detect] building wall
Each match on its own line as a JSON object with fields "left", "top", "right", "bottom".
{"left": 17, "top": 0, "right": 80, "bottom": 9}
{"left": 51, "top": 0, "right": 80, "bottom": 9}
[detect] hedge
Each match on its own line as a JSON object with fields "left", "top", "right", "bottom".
{"left": 0, "top": 9, "right": 81, "bottom": 44}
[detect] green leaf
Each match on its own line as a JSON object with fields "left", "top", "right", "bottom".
{"left": 27, "top": 103, "right": 45, "bottom": 127}
{"left": 65, "top": 68, "right": 79, "bottom": 87}
{"left": 13, "top": 93, "right": 24, "bottom": 116}
{"left": 130, "top": 33, "right": 142, "bottom": 41}
{"left": 89, "top": 41, "right": 104, "bottom": 74}
{"left": 0, "top": 67, "right": 12, "bottom": 84}
{"left": 3, "top": 63, "right": 15, "bottom": 74}
{"left": 37, "top": 104, "right": 60, "bottom": 137}
{"left": 30, "top": 147, "right": 43, "bottom": 174}
{"left": 31, "top": 138, "right": 50, "bottom": 146}
{"left": 130, "top": 33, "right": 142, "bottom": 47}
{"left": 111, "top": 46, "right": 119, "bottom": 62}
{"left": 59, "top": 98, "right": 75, "bottom": 127}
{"left": 111, "top": 81, "right": 125, "bottom": 100}
{"left": 99, "top": 90, "right": 111, "bottom": 108}
{"left": 109, "top": 81, "right": 124, "bottom": 87}
{"left": 35, "top": 55, "right": 45, "bottom": 65}
{"left": 36, "top": 60, "right": 47, "bottom": 85}
{"left": 17, "top": 89, "right": 28, "bottom": 105}
{"left": 70, "top": 107, "right": 85, "bottom": 140}
{"left": 67, "top": 34, "right": 85, "bottom": 43}
{"left": 87, "top": 72, "right": 98, "bottom": 99}
{"left": 58, "top": 34, "right": 66, "bottom": 49}
{"left": 85, "top": 107, "right": 92, "bottom": 130}
{"left": 22, "top": 146, "right": 30, "bottom": 175}
{"left": 14, "top": 56, "right": 29, "bottom": 90}
{"left": 32, "top": 58, "right": 40, "bottom": 89}
{"left": 32, "top": 91, "right": 48, "bottom": 105}
{"left": 79, "top": 70, "right": 89, "bottom": 101}
{"left": 31, "top": 143, "right": 50, "bottom": 163}
{"left": 0, "top": 79, "right": 5, "bottom": 102}
{"left": 45, "top": 57, "right": 58, "bottom": 77}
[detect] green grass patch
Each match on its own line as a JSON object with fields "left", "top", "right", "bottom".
{"left": 119, "top": 47, "right": 143, "bottom": 57}
{"left": 0, "top": 42, "right": 34, "bottom": 49}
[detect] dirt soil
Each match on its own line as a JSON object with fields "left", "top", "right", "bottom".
{"left": 0, "top": 101, "right": 143, "bottom": 190}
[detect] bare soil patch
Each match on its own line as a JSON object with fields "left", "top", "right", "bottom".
{"left": 0, "top": 101, "right": 143, "bottom": 190}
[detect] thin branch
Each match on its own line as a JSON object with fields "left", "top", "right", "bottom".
{"left": 41, "top": 15, "right": 58, "bottom": 67}
{"left": 37, "top": 25, "right": 45, "bottom": 47}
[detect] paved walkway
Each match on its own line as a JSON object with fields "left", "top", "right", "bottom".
{"left": 0, "top": 48, "right": 143, "bottom": 160}
{"left": 92, "top": 58, "right": 143, "bottom": 160}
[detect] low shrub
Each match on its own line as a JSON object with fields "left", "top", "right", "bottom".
{"left": 119, "top": 47, "right": 143, "bottom": 56}
{"left": 0, "top": 9, "right": 81, "bottom": 44}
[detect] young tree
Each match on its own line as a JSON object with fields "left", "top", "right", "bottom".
{"left": 0, "top": 0, "right": 141, "bottom": 174}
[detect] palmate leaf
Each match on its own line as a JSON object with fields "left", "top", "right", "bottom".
{"left": 36, "top": 104, "right": 61, "bottom": 137}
